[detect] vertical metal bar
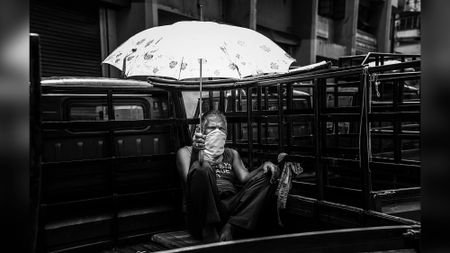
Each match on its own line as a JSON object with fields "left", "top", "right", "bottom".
{"left": 287, "top": 83, "right": 293, "bottom": 110}
{"left": 209, "top": 90, "right": 214, "bottom": 111}
{"left": 231, "top": 89, "right": 237, "bottom": 145}
{"left": 198, "top": 0, "right": 204, "bottom": 21}
{"left": 401, "top": 56, "right": 406, "bottom": 72}
{"left": 257, "top": 86, "right": 262, "bottom": 145}
{"left": 360, "top": 72, "right": 372, "bottom": 210}
{"left": 30, "top": 33, "right": 44, "bottom": 253}
{"left": 313, "top": 79, "right": 324, "bottom": 200}
{"left": 167, "top": 91, "right": 173, "bottom": 118}
{"left": 238, "top": 89, "right": 243, "bottom": 142}
{"left": 219, "top": 90, "right": 225, "bottom": 112}
{"left": 321, "top": 79, "right": 329, "bottom": 187}
{"left": 264, "top": 87, "right": 269, "bottom": 110}
{"left": 393, "top": 79, "right": 401, "bottom": 163}
{"left": 264, "top": 87, "right": 269, "bottom": 142}
{"left": 277, "top": 84, "right": 284, "bottom": 153}
{"left": 198, "top": 59, "right": 205, "bottom": 165}
{"left": 168, "top": 91, "right": 179, "bottom": 151}
{"left": 107, "top": 90, "right": 115, "bottom": 121}
{"left": 238, "top": 89, "right": 242, "bottom": 111}
{"left": 199, "top": 59, "right": 203, "bottom": 120}
{"left": 333, "top": 79, "right": 339, "bottom": 107}
{"left": 219, "top": 90, "right": 226, "bottom": 147}
{"left": 173, "top": 91, "right": 182, "bottom": 148}
{"left": 286, "top": 83, "right": 293, "bottom": 148}
{"left": 106, "top": 90, "right": 118, "bottom": 247}
{"left": 247, "top": 87, "right": 253, "bottom": 169}
{"left": 333, "top": 77, "right": 339, "bottom": 148}
{"left": 107, "top": 90, "right": 116, "bottom": 157}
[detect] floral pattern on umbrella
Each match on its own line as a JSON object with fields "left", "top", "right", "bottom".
{"left": 103, "top": 21, "right": 296, "bottom": 80}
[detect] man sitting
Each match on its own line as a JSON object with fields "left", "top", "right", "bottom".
{"left": 176, "top": 110, "right": 279, "bottom": 242}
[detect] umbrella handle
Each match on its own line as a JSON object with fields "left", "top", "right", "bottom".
{"left": 198, "top": 58, "right": 204, "bottom": 166}
{"left": 198, "top": 150, "right": 204, "bottom": 165}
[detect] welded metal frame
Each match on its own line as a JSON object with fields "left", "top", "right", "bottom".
{"left": 31, "top": 35, "right": 421, "bottom": 252}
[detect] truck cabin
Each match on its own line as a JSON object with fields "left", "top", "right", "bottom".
{"left": 31, "top": 34, "right": 420, "bottom": 253}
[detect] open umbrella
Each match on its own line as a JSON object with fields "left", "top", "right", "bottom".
{"left": 102, "top": 21, "right": 296, "bottom": 162}
{"left": 103, "top": 21, "right": 295, "bottom": 80}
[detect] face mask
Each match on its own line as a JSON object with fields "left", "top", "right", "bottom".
{"left": 204, "top": 128, "right": 227, "bottom": 161}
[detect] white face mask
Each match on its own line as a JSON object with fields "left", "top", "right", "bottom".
{"left": 203, "top": 128, "right": 227, "bottom": 161}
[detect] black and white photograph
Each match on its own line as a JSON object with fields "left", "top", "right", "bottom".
{"left": 4, "top": 0, "right": 450, "bottom": 252}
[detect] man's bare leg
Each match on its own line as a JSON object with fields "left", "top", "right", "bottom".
{"left": 202, "top": 224, "right": 219, "bottom": 242}
{"left": 219, "top": 223, "right": 233, "bottom": 241}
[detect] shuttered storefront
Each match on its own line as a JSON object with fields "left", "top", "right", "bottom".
{"left": 30, "top": 0, "right": 102, "bottom": 77}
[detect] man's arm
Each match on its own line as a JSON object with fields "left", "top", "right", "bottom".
{"left": 231, "top": 149, "right": 278, "bottom": 184}
{"left": 176, "top": 147, "right": 191, "bottom": 184}
{"left": 176, "top": 130, "right": 205, "bottom": 184}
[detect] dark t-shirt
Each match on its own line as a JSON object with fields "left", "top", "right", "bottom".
{"left": 210, "top": 148, "right": 237, "bottom": 196}
{"left": 186, "top": 146, "right": 238, "bottom": 196}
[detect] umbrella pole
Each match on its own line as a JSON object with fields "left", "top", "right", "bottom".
{"left": 198, "top": 59, "right": 204, "bottom": 165}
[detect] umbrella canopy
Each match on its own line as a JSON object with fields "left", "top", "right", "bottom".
{"left": 102, "top": 21, "right": 296, "bottom": 80}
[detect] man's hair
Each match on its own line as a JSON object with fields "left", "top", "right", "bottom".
{"left": 201, "top": 110, "right": 227, "bottom": 131}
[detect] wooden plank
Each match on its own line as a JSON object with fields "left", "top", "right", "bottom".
{"left": 115, "top": 247, "right": 135, "bottom": 253}
{"left": 130, "top": 244, "right": 154, "bottom": 252}
{"left": 151, "top": 230, "right": 201, "bottom": 249}
{"left": 141, "top": 242, "right": 168, "bottom": 252}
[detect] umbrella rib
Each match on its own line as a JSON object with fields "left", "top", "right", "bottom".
{"left": 220, "top": 43, "right": 242, "bottom": 79}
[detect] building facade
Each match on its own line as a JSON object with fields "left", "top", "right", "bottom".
{"left": 31, "top": 0, "right": 402, "bottom": 77}
{"left": 392, "top": 0, "right": 421, "bottom": 54}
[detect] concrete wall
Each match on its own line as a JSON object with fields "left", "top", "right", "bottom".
{"left": 292, "top": 0, "right": 318, "bottom": 65}
{"left": 223, "top": 0, "right": 249, "bottom": 27}
{"left": 334, "top": 0, "right": 359, "bottom": 55}
{"left": 115, "top": 1, "right": 146, "bottom": 44}
{"left": 258, "top": 0, "right": 294, "bottom": 33}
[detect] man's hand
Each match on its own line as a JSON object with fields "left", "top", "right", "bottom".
{"left": 192, "top": 131, "right": 206, "bottom": 150}
{"left": 262, "top": 161, "right": 279, "bottom": 184}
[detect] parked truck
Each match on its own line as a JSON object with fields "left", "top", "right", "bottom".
{"left": 31, "top": 34, "right": 421, "bottom": 253}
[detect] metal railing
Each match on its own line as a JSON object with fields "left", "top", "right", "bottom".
{"left": 151, "top": 59, "right": 421, "bottom": 211}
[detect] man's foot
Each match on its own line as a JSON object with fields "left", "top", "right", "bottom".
{"left": 202, "top": 224, "right": 219, "bottom": 242}
{"left": 219, "top": 223, "right": 234, "bottom": 241}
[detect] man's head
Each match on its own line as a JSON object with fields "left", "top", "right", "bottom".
{"left": 201, "top": 110, "right": 227, "bottom": 135}
{"left": 201, "top": 110, "right": 227, "bottom": 161}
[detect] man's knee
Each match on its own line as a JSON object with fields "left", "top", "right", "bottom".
{"left": 251, "top": 170, "right": 271, "bottom": 183}
{"left": 190, "top": 161, "right": 214, "bottom": 178}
